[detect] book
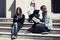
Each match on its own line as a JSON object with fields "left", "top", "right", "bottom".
{"left": 32, "top": 17, "right": 40, "bottom": 23}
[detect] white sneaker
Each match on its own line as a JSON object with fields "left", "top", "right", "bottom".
{"left": 11, "top": 35, "right": 17, "bottom": 39}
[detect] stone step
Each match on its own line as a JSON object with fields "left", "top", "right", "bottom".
{"left": 0, "top": 22, "right": 33, "bottom": 27}
{"left": 0, "top": 18, "right": 27, "bottom": 22}
{"left": 0, "top": 27, "right": 60, "bottom": 34}
{"left": 0, "top": 18, "right": 60, "bottom": 23}
{"left": 0, "top": 38, "right": 39, "bottom": 40}
{"left": 52, "top": 19, "right": 60, "bottom": 23}
{"left": 0, "top": 22, "right": 60, "bottom": 28}
{"left": 0, "top": 38, "right": 40, "bottom": 40}
{"left": 0, "top": 32, "right": 60, "bottom": 40}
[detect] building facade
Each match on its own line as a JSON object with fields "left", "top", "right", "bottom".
{"left": 0, "top": 0, "right": 60, "bottom": 19}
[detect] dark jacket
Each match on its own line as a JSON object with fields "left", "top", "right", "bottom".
{"left": 13, "top": 14, "right": 25, "bottom": 24}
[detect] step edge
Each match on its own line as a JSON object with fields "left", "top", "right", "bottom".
{"left": 0, "top": 32, "right": 60, "bottom": 37}
{"left": 0, "top": 27, "right": 60, "bottom": 31}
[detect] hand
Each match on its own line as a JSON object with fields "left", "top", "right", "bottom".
{"left": 32, "top": 17, "right": 40, "bottom": 23}
{"left": 15, "top": 18, "right": 18, "bottom": 20}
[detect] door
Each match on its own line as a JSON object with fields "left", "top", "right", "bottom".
{"left": 0, "top": 0, "right": 6, "bottom": 17}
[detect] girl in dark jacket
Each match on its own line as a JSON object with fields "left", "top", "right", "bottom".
{"left": 11, "top": 7, "right": 25, "bottom": 39}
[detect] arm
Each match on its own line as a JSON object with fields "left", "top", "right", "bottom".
{"left": 26, "top": 6, "right": 31, "bottom": 15}
{"left": 13, "top": 14, "right": 18, "bottom": 23}
{"left": 13, "top": 15, "right": 16, "bottom": 23}
{"left": 45, "top": 14, "right": 52, "bottom": 29}
{"left": 22, "top": 14, "right": 25, "bottom": 23}
{"left": 11, "top": 14, "right": 17, "bottom": 27}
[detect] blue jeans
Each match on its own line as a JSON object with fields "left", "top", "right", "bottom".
{"left": 29, "top": 23, "right": 50, "bottom": 33}
{"left": 11, "top": 22, "right": 23, "bottom": 36}
{"left": 35, "top": 23, "right": 50, "bottom": 32}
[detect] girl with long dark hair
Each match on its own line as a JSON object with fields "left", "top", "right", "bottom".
{"left": 11, "top": 7, "right": 25, "bottom": 39}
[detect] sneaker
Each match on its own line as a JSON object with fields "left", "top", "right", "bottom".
{"left": 42, "top": 32, "right": 49, "bottom": 34}
{"left": 11, "top": 35, "right": 17, "bottom": 39}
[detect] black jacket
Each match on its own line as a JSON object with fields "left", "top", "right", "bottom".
{"left": 13, "top": 14, "right": 25, "bottom": 24}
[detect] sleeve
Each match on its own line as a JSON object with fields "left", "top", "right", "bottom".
{"left": 11, "top": 15, "right": 16, "bottom": 27}
{"left": 13, "top": 14, "right": 17, "bottom": 23}
{"left": 39, "top": 11, "right": 43, "bottom": 19}
{"left": 22, "top": 14, "right": 25, "bottom": 23}
{"left": 26, "top": 6, "right": 31, "bottom": 15}
{"left": 45, "top": 13, "right": 52, "bottom": 29}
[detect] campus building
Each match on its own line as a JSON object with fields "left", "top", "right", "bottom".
{"left": 0, "top": 0, "right": 60, "bottom": 19}
{"left": 0, "top": 0, "right": 60, "bottom": 40}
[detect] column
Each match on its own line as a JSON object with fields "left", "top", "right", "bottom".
{"left": 6, "top": 0, "right": 16, "bottom": 18}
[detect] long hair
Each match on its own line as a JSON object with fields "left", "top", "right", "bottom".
{"left": 16, "top": 7, "right": 22, "bottom": 16}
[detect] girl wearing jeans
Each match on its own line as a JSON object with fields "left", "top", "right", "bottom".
{"left": 11, "top": 7, "right": 25, "bottom": 39}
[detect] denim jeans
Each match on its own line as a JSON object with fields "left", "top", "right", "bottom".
{"left": 11, "top": 22, "right": 23, "bottom": 36}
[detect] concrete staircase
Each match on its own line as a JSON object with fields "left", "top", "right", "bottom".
{"left": 0, "top": 18, "right": 60, "bottom": 40}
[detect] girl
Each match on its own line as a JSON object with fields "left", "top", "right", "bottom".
{"left": 11, "top": 7, "right": 25, "bottom": 39}
{"left": 27, "top": 2, "right": 35, "bottom": 22}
